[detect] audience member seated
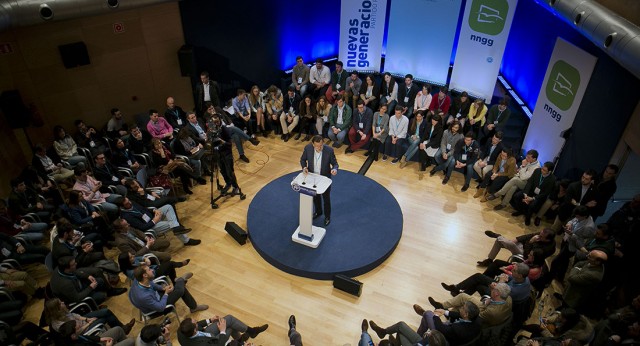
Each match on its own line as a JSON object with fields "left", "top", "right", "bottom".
{"left": 231, "top": 89, "right": 255, "bottom": 138}
{"left": 315, "top": 95, "right": 332, "bottom": 137}
{"left": 477, "top": 228, "right": 556, "bottom": 267}
{"left": 164, "top": 97, "right": 187, "bottom": 130}
{"left": 0, "top": 264, "right": 43, "bottom": 300}
{"left": 290, "top": 56, "right": 310, "bottom": 97}
{"left": 396, "top": 110, "right": 426, "bottom": 167}
{"left": 265, "top": 85, "right": 284, "bottom": 135}
{"left": 327, "top": 95, "right": 352, "bottom": 148}
{"left": 73, "top": 166, "right": 122, "bottom": 217}
{"left": 414, "top": 84, "right": 433, "bottom": 117}
{"left": 360, "top": 74, "right": 380, "bottom": 112}
{"left": 446, "top": 91, "right": 471, "bottom": 126}
{"left": 62, "top": 190, "right": 112, "bottom": 242}
{"left": 397, "top": 74, "right": 419, "bottom": 119}
{"left": 326, "top": 60, "right": 347, "bottom": 104}
{"left": 248, "top": 85, "right": 268, "bottom": 137}
{"left": 58, "top": 319, "right": 134, "bottom": 346}
{"left": 477, "top": 148, "right": 517, "bottom": 201}
{"left": 147, "top": 109, "right": 174, "bottom": 142}
{"left": 118, "top": 251, "right": 189, "bottom": 283}
{"left": 107, "top": 108, "right": 129, "bottom": 139}
{"left": 0, "top": 232, "right": 48, "bottom": 266}
{"left": 560, "top": 249, "right": 607, "bottom": 313}
{"left": 184, "top": 111, "right": 208, "bottom": 145}
{"left": 118, "top": 197, "right": 201, "bottom": 247}
{"left": 428, "top": 120, "right": 463, "bottom": 175}
{"left": 129, "top": 264, "right": 208, "bottom": 315}
{"left": 486, "top": 149, "right": 541, "bottom": 211}
{"left": 53, "top": 125, "right": 89, "bottom": 167}
{"left": 45, "top": 297, "right": 135, "bottom": 336}
{"left": 51, "top": 220, "right": 104, "bottom": 272}
{"left": 136, "top": 323, "right": 172, "bottom": 346}
{"left": 441, "top": 262, "right": 531, "bottom": 303}
{"left": 111, "top": 138, "right": 148, "bottom": 188}
{"left": 308, "top": 58, "right": 331, "bottom": 100}
{"left": 178, "top": 315, "right": 269, "bottom": 346}
{"left": 510, "top": 161, "right": 557, "bottom": 225}
{"left": 429, "top": 282, "right": 512, "bottom": 327}
{"left": 127, "top": 126, "right": 152, "bottom": 155}
{"left": 591, "top": 294, "right": 640, "bottom": 346}
{"left": 8, "top": 176, "right": 52, "bottom": 221}
{"left": 553, "top": 169, "right": 598, "bottom": 230}
{"left": 346, "top": 100, "right": 373, "bottom": 154}
{"left": 574, "top": 223, "right": 615, "bottom": 262}
{"left": 174, "top": 128, "right": 210, "bottom": 179}
{"left": 124, "top": 179, "right": 182, "bottom": 208}
{"left": 549, "top": 205, "right": 596, "bottom": 281}
{"left": 281, "top": 86, "right": 302, "bottom": 142}
{"left": 518, "top": 308, "right": 594, "bottom": 345}
{"left": 74, "top": 119, "right": 108, "bottom": 157}
{"left": 534, "top": 179, "right": 571, "bottom": 227}
{"left": 297, "top": 95, "right": 317, "bottom": 141}
{"left": 150, "top": 138, "right": 205, "bottom": 194}
{"left": 365, "top": 104, "right": 389, "bottom": 161}
{"left": 442, "top": 132, "right": 480, "bottom": 191}
{"left": 92, "top": 152, "right": 128, "bottom": 196}
{"left": 211, "top": 105, "right": 260, "bottom": 163}
{"left": 382, "top": 106, "right": 409, "bottom": 164}
{"left": 472, "top": 131, "right": 504, "bottom": 184}
{"left": 482, "top": 248, "right": 547, "bottom": 287}
{"left": 345, "top": 71, "right": 362, "bottom": 110}
{"left": 51, "top": 256, "right": 126, "bottom": 306}
{"left": 466, "top": 99, "right": 487, "bottom": 137}
{"left": 32, "top": 143, "right": 75, "bottom": 183}
{"left": 481, "top": 98, "right": 511, "bottom": 145}
{"left": 428, "top": 86, "right": 451, "bottom": 118}
{"left": 112, "top": 218, "right": 171, "bottom": 262}
{"left": 417, "top": 113, "right": 445, "bottom": 172}
{"left": 0, "top": 198, "right": 47, "bottom": 243}
{"left": 379, "top": 72, "right": 398, "bottom": 112}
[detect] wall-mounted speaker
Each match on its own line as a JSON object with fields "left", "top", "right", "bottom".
{"left": 59, "top": 42, "right": 90, "bottom": 69}
{"left": 224, "top": 221, "right": 247, "bottom": 245}
{"left": 333, "top": 274, "right": 363, "bottom": 297}
{"left": 178, "top": 45, "right": 195, "bottom": 77}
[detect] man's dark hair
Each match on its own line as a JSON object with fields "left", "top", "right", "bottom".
{"left": 73, "top": 166, "right": 86, "bottom": 176}
{"left": 543, "top": 161, "right": 554, "bottom": 171}
{"left": 356, "top": 100, "right": 365, "bottom": 107}
{"left": 394, "top": 105, "right": 403, "bottom": 112}
{"left": 464, "top": 131, "right": 475, "bottom": 139}
{"left": 10, "top": 177, "right": 24, "bottom": 189}
{"left": 58, "top": 222, "right": 75, "bottom": 238}
{"left": 73, "top": 119, "right": 84, "bottom": 127}
{"left": 237, "top": 89, "right": 246, "bottom": 96}
{"left": 574, "top": 205, "right": 590, "bottom": 217}
{"left": 311, "top": 135, "right": 323, "bottom": 143}
{"left": 295, "top": 56, "right": 303, "bottom": 61}
{"left": 335, "top": 94, "right": 343, "bottom": 102}
{"left": 584, "top": 169, "right": 597, "bottom": 179}
{"left": 494, "top": 131, "right": 504, "bottom": 139}
{"left": 465, "top": 301, "right": 480, "bottom": 320}
{"left": 148, "top": 109, "right": 158, "bottom": 116}
{"left": 336, "top": 60, "right": 343, "bottom": 67}
{"left": 499, "top": 98, "right": 509, "bottom": 106}
{"left": 140, "top": 324, "right": 163, "bottom": 343}
{"left": 315, "top": 58, "right": 322, "bottom": 64}
{"left": 405, "top": 74, "right": 413, "bottom": 80}
{"left": 526, "top": 149, "right": 539, "bottom": 159}
{"left": 606, "top": 164, "right": 619, "bottom": 174}
{"left": 200, "top": 71, "right": 210, "bottom": 78}
{"left": 439, "top": 86, "right": 449, "bottom": 94}
{"left": 110, "top": 108, "right": 120, "bottom": 115}
{"left": 179, "top": 318, "right": 197, "bottom": 337}
{"left": 133, "top": 265, "right": 148, "bottom": 282}
{"left": 59, "top": 320, "right": 77, "bottom": 338}
{"left": 58, "top": 256, "right": 75, "bottom": 270}
{"left": 596, "top": 223, "right": 611, "bottom": 237}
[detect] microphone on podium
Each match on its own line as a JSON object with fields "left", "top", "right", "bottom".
{"left": 302, "top": 168, "right": 307, "bottom": 185}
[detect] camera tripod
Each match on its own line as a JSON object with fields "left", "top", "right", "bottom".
{"left": 208, "top": 143, "right": 246, "bottom": 209}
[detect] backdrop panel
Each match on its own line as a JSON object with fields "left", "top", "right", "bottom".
{"left": 384, "top": 0, "right": 463, "bottom": 84}
{"left": 339, "top": 0, "right": 388, "bottom": 72}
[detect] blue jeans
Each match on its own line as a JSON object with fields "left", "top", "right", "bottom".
{"left": 17, "top": 222, "right": 48, "bottom": 242}
{"left": 225, "top": 125, "right": 250, "bottom": 155}
{"left": 403, "top": 136, "right": 421, "bottom": 161}
{"left": 328, "top": 129, "right": 347, "bottom": 144}
{"left": 385, "top": 138, "right": 407, "bottom": 158}
{"left": 358, "top": 331, "right": 375, "bottom": 346}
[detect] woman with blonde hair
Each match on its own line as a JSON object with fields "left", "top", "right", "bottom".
{"left": 315, "top": 95, "right": 332, "bottom": 137}
{"left": 249, "top": 85, "right": 268, "bottom": 137}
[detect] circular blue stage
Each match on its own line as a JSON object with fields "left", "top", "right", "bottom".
{"left": 247, "top": 171, "right": 403, "bottom": 280}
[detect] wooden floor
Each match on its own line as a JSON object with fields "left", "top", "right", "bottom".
{"left": 24, "top": 136, "right": 554, "bottom": 345}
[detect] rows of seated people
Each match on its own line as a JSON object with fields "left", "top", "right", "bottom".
{"left": 0, "top": 99, "right": 279, "bottom": 344}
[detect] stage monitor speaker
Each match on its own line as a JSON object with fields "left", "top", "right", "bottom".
{"left": 224, "top": 221, "right": 247, "bottom": 245}
{"left": 333, "top": 274, "right": 362, "bottom": 297}
{"left": 59, "top": 42, "right": 90, "bottom": 69}
{"left": 178, "top": 45, "right": 195, "bottom": 77}
{"left": 0, "top": 90, "right": 31, "bottom": 129}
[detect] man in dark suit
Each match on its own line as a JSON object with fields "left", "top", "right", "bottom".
{"left": 177, "top": 316, "right": 268, "bottom": 346}
{"left": 300, "top": 135, "right": 339, "bottom": 226}
{"left": 554, "top": 169, "right": 598, "bottom": 228}
{"left": 397, "top": 74, "right": 420, "bottom": 119}
{"left": 195, "top": 71, "right": 220, "bottom": 116}
{"left": 164, "top": 96, "right": 188, "bottom": 129}
{"left": 511, "top": 161, "right": 557, "bottom": 225}
{"left": 185, "top": 112, "right": 208, "bottom": 145}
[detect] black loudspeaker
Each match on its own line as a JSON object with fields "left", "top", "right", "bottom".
{"left": 224, "top": 221, "right": 247, "bottom": 245}
{"left": 177, "top": 45, "right": 195, "bottom": 77}
{"left": 58, "top": 42, "right": 90, "bottom": 69}
{"left": 0, "top": 90, "right": 31, "bottom": 129}
{"left": 333, "top": 274, "right": 363, "bottom": 297}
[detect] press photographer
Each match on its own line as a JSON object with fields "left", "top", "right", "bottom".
{"left": 206, "top": 112, "right": 246, "bottom": 200}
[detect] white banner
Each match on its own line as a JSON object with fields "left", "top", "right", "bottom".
{"left": 523, "top": 37, "right": 597, "bottom": 163}
{"left": 338, "top": 0, "right": 388, "bottom": 72}
{"left": 449, "top": 0, "right": 518, "bottom": 101}
{"left": 384, "top": 0, "right": 463, "bottom": 84}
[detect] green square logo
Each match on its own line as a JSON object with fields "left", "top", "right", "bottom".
{"left": 468, "top": 0, "right": 509, "bottom": 35}
{"left": 546, "top": 60, "right": 581, "bottom": 111}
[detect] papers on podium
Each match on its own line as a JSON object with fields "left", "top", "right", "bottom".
{"left": 290, "top": 172, "right": 332, "bottom": 248}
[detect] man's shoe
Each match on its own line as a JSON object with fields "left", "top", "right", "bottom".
{"left": 429, "top": 168, "right": 437, "bottom": 177}
{"left": 399, "top": 156, "right": 407, "bottom": 168}
{"left": 324, "top": 217, "right": 331, "bottom": 226}
{"left": 442, "top": 177, "right": 449, "bottom": 184}
{"left": 363, "top": 151, "right": 370, "bottom": 157}
{"left": 313, "top": 212, "right": 323, "bottom": 219}
{"left": 524, "top": 217, "right": 531, "bottom": 226}
{"left": 334, "top": 142, "right": 342, "bottom": 148}
{"left": 534, "top": 217, "right": 542, "bottom": 226}
{"left": 428, "top": 297, "right": 444, "bottom": 309}
{"left": 184, "top": 238, "right": 201, "bottom": 246}
{"left": 441, "top": 282, "right": 458, "bottom": 295}
{"left": 123, "top": 318, "right": 136, "bottom": 334}
{"left": 249, "top": 138, "right": 260, "bottom": 146}
{"left": 486, "top": 194, "right": 497, "bottom": 201}
{"left": 288, "top": 315, "right": 296, "bottom": 330}
{"left": 345, "top": 148, "right": 354, "bottom": 154}
{"left": 382, "top": 155, "right": 388, "bottom": 161}
{"left": 461, "top": 184, "right": 469, "bottom": 192}
{"left": 494, "top": 204, "right": 505, "bottom": 211}
{"left": 107, "top": 287, "right": 127, "bottom": 297}
{"left": 361, "top": 319, "right": 369, "bottom": 332}
{"left": 511, "top": 211, "right": 524, "bottom": 216}
{"left": 332, "top": 142, "right": 339, "bottom": 148}
{"left": 484, "top": 230, "right": 501, "bottom": 238}
{"left": 189, "top": 304, "right": 209, "bottom": 313}
{"left": 177, "top": 195, "right": 187, "bottom": 202}
{"left": 196, "top": 177, "right": 207, "bottom": 185}
{"left": 294, "top": 133, "right": 301, "bottom": 140}
{"left": 173, "top": 227, "right": 192, "bottom": 235}
{"left": 413, "top": 304, "right": 426, "bottom": 316}
{"left": 476, "top": 258, "right": 493, "bottom": 267}
{"left": 178, "top": 272, "right": 193, "bottom": 281}
{"left": 247, "top": 324, "right": 269, "bottom": 338}
{"left": 303, "top": 135, "right": 311, "bottom": 141}
{"left": 368, "top": 320, "right": 386, "bottom": 339}
{"left": 389, "top": 334, "right": 400, "bottom": 346}
{"left": 280, "top": 134, "right": 285, "bottom": 140}
{"left": 240, "top": 155, "right": 250, "bottom": 163}
{"left": 184, "top": 188, "right": 193, "bottom": 195}
{"left": 284, "top": 134, "right": 290, "bottom": 142}
{"left": 220, "top": 184, "right": 231, "bottom": 195}
{"left": 391, "top": 158, "right": 399, "bottom": 164}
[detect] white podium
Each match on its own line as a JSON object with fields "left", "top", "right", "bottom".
{"left": 290, "top": 172, "right": 332, "bottom": 248}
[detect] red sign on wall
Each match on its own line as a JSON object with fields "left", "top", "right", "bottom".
{"left": 113, "top": 22, "right": 125, "bottom": 34}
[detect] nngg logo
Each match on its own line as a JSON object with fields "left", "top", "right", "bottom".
{"left": 469, "top": 0, "right": 509, "bottom": 35}
{"left": 545, "top": 60, "right": 580, "bottom": 111}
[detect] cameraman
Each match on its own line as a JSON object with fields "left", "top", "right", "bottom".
{"left": 207, "top": 113, "right": 244, "bottom": 198}
{"left": 136, "top": 322, "right": 172, "bottom": 346}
